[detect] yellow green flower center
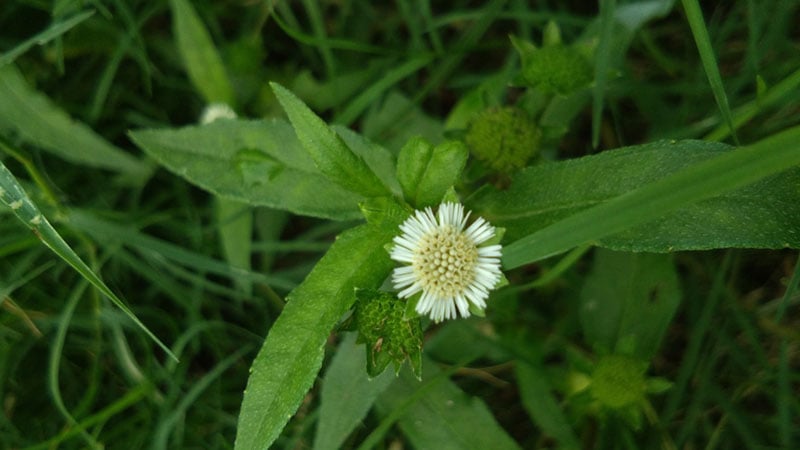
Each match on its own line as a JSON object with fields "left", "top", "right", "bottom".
{"left": 412, "top": 225, "right": 478, "bottom": 298}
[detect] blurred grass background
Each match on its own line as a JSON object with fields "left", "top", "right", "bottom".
{"left": 0, "top": 1, "right": 799, "bottom": 449}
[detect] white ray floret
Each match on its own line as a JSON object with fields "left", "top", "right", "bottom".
{"left": 390, "top": 202, "right": 503, "bottom": 322}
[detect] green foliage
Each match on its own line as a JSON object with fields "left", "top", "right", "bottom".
{"left": 0, "top": 160, "right": 175, "bottom": 360}
{"left": 373, "top": 359, "right": 521, "bottom": 450}
{"left": 1, "top": 1, "right": 799, "bottom": 449}
{"left": 0, "top": 65, "right": 147, "bottom": 175}
{"left": 580, "top": 249, "right": 681, "bottom": 359}
{"left": 169, "top": 0, "right": 234, "bottom": 105}
{"left": 481, "top": 136, "right": 800, "bottom": 267}
{"left": 130, "top": 118, "right": 369, "bottom": 219}
{"left": 396, "top": 136, "right": 468, "bottom": 208}
{"left": 313, "top": 333, "right": 396, "bottom": 450}
{"left": 271, "top": 82, "right": 393, "bottom": 198}
{"left": 235, "top": 221, "right": 401, "bottom": 450}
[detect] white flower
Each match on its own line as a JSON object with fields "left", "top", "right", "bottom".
{"left": 390, "top": 202, "right": 503, "bottom": 322}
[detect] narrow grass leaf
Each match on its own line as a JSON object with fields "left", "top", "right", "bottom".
{"left": 235, "top": 220, "right": 402, "bottom": 450}
{"left": 130, "top": 118, "right": 366, "bottom": 220}
{"left": 215, "top": 198, "right": 253, "bottom": 294}
{"left": 776, "top": 253, "right": 800, "bottom": 447}
{"left": 516, "top": 361, "right": 580, "bottom": 450}
{"left": 705, "top": 67, "right": 800, "bottom": 141}
{"left": 335, "top": 53, "right": 435, "bottom": 125}
{"left": 48, "top": 282, "right": 99, "bottom": 449}
{"left": 313, "top": 333, "right": 395, "bottom": 450}
{"left": 374, "top": 358, "right": 520, "bottom": 450}
{"left": 152, "top": 345, "right": 253, "bottom": 450}
{"left": 169, "top": 0, "right": 234, "bottom": 105}
{"left": 271, "top": 82, "right": 392, "bottom": 197}
{"left": 0, "top": 10, "right": 94, "bottom": 68}
{"left": 300, "top": 0, "right": 336, "bottom": 78}
{"left": 681, "top": 0, "right": 738, "bottom": 144}
{"left": 66, "top": 209, "right": 294, "bottom": 291}
{"left": 592, "top": 0, "right": 616, "bottom": 148}
{"left": 481, "top": 128, "right": 800, "bottom": 269}
{"left": 0, "top": 65, "right": 147, "bottom": 175}
{"left": 26, "top": 383, "right": 152, "bottom": 450}
{"left": 0, "top": 161, "right": 176, "bottom": 360}
{"left": 361, "top": 91, "right": 444, "bottom": 152}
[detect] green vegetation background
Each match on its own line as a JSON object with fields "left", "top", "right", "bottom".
{"left": 0, "top": 1, "right": 798, "bottom": 449}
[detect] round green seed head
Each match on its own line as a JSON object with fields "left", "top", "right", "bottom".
{"left": 465, "top": 106, "right": 542, "bottom": 173}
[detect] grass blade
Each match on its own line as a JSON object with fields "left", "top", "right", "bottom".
{"left": 704, "top": 67, "right": 800, "bottom": 141}
{"left": 335, "top": 53, "right": 434, "bottom": 125}
{"left": 169, "top": 0, "right": 234, "bottom": 105}
{"left": 0, "top": 161, "right": 176, "bottom": 361}
{"left": 592, "top": 0, "right": 616, "bottom": 149}
{"left": 0, "top": 65, "right": 148, "bottom": 175}
{"left": 681, "top": 0, "right": 738, "bottom": 144}
{"left": 0, "top": 10, "right": 94, "bottom": 68}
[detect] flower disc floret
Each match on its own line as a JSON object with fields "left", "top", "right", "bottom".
{"left": 390, "top": 202, "right": 502, "bottom": 322}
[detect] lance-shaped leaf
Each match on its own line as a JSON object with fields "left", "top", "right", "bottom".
{"left": 271, "top": 82, "right": 392, "bottom": 197}
{"left": 580, "top": 249, "right": 681, "bottom": 359}
{"left": 313, "top": 333, "right": 396, "bottom": 450}
{"left": 235, "top": 217, "right": 402, "bottom": 450}
{"left": 169, "top": 0, "right": 234, "bottom": 105}
{"left": 468, "top": 130, "right": 800, "bottom": 268}
{"left": 0, "top": 65, "right": 147, "bottom": 175}
{"left": 373, "top": 358, "right": 520, "bottom": 450}
{"left": 130, "top": 118, "right": 367, "bottom": 220}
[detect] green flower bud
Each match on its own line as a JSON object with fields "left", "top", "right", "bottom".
{"left": 520, "top": 44, "right": 593, "bottom": 95}
{"left": 353, "top": 289, "right": 423, "bottom": 378}
{"left": 590, "top": 354, "right": 648, "bottom": 409}
{"left": 465, "top": 107, "right": 542, "bottom": 173}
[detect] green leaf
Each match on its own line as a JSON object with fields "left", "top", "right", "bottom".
{"left": 580, "top": 249, "right": 681, "bottom": 359}
{"left": 271, "top": 82, "right": 391, "bottom": 197}
{"left": 396, "top": 137, "right": 468, "bottom": 208}
{"left": 66, "top": 209, "right": 293, "bottom": 291}
{"left": 592, "top": 0, "right": 616, "bottom": 148}
{"left": 169, "top": 0, "right": 234, "bottom": 105}
{"left": 313, "top": 333, "right": 396, "bottom": 450}
{"left": 130, "top": 118, "right": 366, "bottom": 220}
{"left": 215, "top": 198, "right": 253, "bottom": 294}
{"left": 0, "top": 65, "right": 147, "bottom": 175}
{"left": 468, "top": 130, "right": 800, "bottom": 268}
{"left": 335, "top": 53, "right": 435, "bottom": 125}
{"left": 235, "top": 220, "right": 402, "bottom": 450}
{"left": 0, "top": 10, "right": 94, "bottom": 68}
{"left": 373, "top": 358, "right": 520, "bottom": 450}
{"left": 334, "top": 125, "right": 402, "bottom": 196}
{"left": 0, "top": 161, "right": 175, "bottom": 360}
{"left": 516, "top": 361, "right": 581, "bottom": 450}
{"left": 361, "top": 91, "right": 444, "bottom": 152}
{"left": 681, "top": 0, "right": 738, "bottom": 144}
{"left": 704, "top": 67, "right": 800, "bottom": 142}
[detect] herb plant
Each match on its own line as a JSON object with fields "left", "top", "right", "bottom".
{"left": 1, "top": 1, "right": 798, "bottom": 449}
